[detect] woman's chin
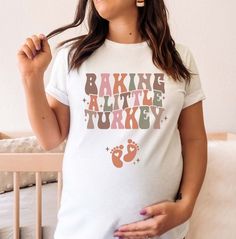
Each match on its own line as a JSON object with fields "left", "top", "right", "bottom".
{"left": 97, "top": 11, "right": 113, "bottom": 21}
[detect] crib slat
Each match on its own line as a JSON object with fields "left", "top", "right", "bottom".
{"left": 13, "top": 172, "right": 20, "bottom": 239}
{"left": 35, "top": 172, "right": 42, "bottom": 239}
{"left": 57, "top": 171, "right": 63, "bottom": 210}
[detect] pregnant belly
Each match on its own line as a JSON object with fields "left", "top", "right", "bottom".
{"left": 58, "top": 169, "right": 182, "bottom": 239}
{"left": 57, "top": 148, "right": 184, "bottom": 238}
{"left": 62, "top": 156, "right": 183, "bottom": 223}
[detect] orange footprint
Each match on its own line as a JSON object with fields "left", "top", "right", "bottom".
{"left": 123, "top": 139, "right": 139, "bottom": 162}
{"left": 110, "top": 145, "right": 124, "bottom": 168}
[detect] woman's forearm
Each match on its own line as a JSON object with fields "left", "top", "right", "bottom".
{"left": 176, "top": 137, "right": 208, "bottom": 215}
{"left": 22, "top": 74, "right": 62, "bottom": 150}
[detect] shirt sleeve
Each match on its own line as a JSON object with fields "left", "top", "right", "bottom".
{"left": 181, "top": 46, "right": 206, "bottom": 110}
{"left": 45, "top": 47, "right": 70, "bottom": 106}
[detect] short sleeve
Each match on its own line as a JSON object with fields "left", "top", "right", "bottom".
{"left": 45, "top": 47, "right": 70, "bottom": 106}
{"left": 180, "top": 45, "right": 206, "bottom": 109}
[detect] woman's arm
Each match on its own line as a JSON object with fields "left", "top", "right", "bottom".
{"left": 17, "top": 34, "right": 69, "bottom": 150}
{"left": 22, "top": 76, "right": 70, "bottom": 151}
{"left": 176, "top": 100, "right": 208, "bottom": 215}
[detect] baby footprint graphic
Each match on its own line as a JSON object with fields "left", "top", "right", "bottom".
{"left": 110, "top": 145, "right": 124, "bottom": 168}
{"left": 123, "top": 139, "right": 139, "bottom": 162}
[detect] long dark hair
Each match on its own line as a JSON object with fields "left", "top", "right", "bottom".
{"left": 46, "top": 0, "right": 193, "bottom": 84}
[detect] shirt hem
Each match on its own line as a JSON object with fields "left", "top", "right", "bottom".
{"left": 45, "top": 87, "right": 70, "bottom": 106}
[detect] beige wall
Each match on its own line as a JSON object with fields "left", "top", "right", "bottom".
{"left": 0, "top": 0, "right": 235, "bottom": 133}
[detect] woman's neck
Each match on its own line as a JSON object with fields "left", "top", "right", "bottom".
{"left": 106, "top": 10, "right": 143, "bottom": 44}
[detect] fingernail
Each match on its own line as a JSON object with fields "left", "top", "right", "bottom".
{"left": 139, "top": 209, "right": 147, "bottom": 215}
{"left": 118, "top": 228, "right": 127, "bottom": 232}
{"left": 40, "top": 34, "right": 46, "bottom": 39}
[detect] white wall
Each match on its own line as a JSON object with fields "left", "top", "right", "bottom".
{"left": 166, "top": 0, "right": 236, "bottom": 133}
{"left": 0, "top": 0, "right": 235, "bottom": 133}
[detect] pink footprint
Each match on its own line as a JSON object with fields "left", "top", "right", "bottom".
{"left": 110, "top": 145, "right": 124, "bottom": 168}
{"left": 123, "top": 139, "right": 139, "bottom": 162}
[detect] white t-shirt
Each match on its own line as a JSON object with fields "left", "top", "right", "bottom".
{"left": 45, "top": 38, "right": 206, "bottom": 239}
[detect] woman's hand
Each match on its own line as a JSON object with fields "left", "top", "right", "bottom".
{"left": 17, "top": 33, "right": 52, "bottom": 81}
{"left": 113, "top": 199, "right": 193, "bottom": 238}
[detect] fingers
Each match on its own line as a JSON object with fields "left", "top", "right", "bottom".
{"left": 17, "top": 34, "right": 47, "bottom": 60}
{"left": 144, "top": 205, "right": 163, "bottom": 217}
{"left": 114, "top": 229, "right": 153, "bottom": 238}
{"left": 118, "top": 236, "right": 149, "bottom": 239}
{"left": 114, "top": 215, "right": 166, "bottom": 238}
{"left": 20, "top": 44, "right": 34, "bottom": 60}
{"left": 40, "top": 34, "right": 51, "bottom": 53}
{"left": 142, "top": 201, "right": 170, "bottom": 217}
{"left": 25, "top": 37, "right": 37, "bottom": 57}
{"left": 114, "top": 219, "right": 154, "bottom": 238}
{"left": 31, "top": 35, "right": 42, "bottom": 51}
{"left": 118, "top": 219, "right": 153, "bottom": 232}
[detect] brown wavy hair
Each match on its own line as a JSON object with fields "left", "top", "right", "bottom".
{"left": 46, "top": 0, "right": 193, "bottom": 84}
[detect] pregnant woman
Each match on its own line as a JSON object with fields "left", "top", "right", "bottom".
{"left": 17, "top": 0, "right": 208, "bottom": 238}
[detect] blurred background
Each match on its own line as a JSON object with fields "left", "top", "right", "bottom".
{"left": 0, "top": 0, "right": 235, "bottom": 132}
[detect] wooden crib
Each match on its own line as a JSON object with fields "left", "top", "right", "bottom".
{"left": 0, "top": 131, "right": 64, "bottom": 239}
{"left": 0, "top": 131, "right": 236, "bottom": 239}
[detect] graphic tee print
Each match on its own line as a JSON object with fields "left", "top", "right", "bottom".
{"left": 84, "top": 72, "right": 165, "bottom": 130}
{"left": 84, "top": 72, "right": 166, "bottom": 168}
{"left": 45, "top": 39, "right": 206, "bottom": 239}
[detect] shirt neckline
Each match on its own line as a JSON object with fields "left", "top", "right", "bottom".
{"left": 104, "top": 38, "right": 148, "bottom": 48}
